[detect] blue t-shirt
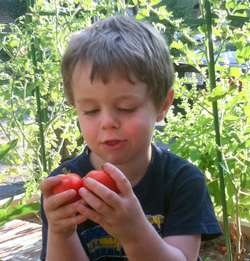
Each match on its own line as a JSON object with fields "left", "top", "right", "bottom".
{"left": 40, "top": 144, "right": 222, "bottom": 260}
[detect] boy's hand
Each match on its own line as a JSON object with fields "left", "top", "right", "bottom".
{"left": 74, "top": 163, "right": 150, "bottom": 244}
{"left": 39, "top": 177, "right": 87, "bottom": 238}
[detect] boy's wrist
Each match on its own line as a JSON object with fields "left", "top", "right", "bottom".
{"left": 47, "top": 230, "right": 88, "bottom": 261}
{"left": 122, "top": 222, "right": 187, "bottom": 261}
{"left": 121, "top": 217, "right": 154, "bottom": 247}
{"left": 48, "top": 225, "right": 77, "bottom": 239}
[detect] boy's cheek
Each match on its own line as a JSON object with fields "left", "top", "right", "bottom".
{"left": 79, "top": 123, "right": 97, "bottom": 141}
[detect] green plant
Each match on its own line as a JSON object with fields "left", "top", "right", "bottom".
{"left": 0, "top": 196, "right": 40, "bottom": 227}
{"left": 144, "top": 0, "right": 250, "bottom": 260}
{"left": 0, "top": 0, "right": 97, "bottom": 194}
{"left": 0, "top": 0, "right": 137, "bottom": 223}
{"left": 0, "top": 139, "right": 40, "bottom": 227}
{"left": 0, "top": 139, "right": 18, "bottom": 160}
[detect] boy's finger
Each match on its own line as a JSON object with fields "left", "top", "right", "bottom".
{"left": 39, "top": 176, "right": 61, "bottom": 197}
{"left": 103, "top": 163, "right": 132, "bottom": 195}
{"left": 74, "top": 199, "right": 102, "bottom": 225}
{"left": 78, "top": 185, "right": 113, "bottom": 215}
{"left": 47, "top": 189, "right": 78, "bottom": 209}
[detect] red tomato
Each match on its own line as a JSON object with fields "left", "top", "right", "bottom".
{"left": 221, "top": 246, "right": 227, "bottom": 253}
{"left": 83, "top": 170, "right": 119, "bottom": 194}
{"left": 52, "top": 172, "right": 83, "bottom": 204}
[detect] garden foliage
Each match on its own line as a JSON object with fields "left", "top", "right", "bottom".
{"left": 0, "top": 0, "right": 136, "bottom": 225}
{"left": 0, "top": 1, "right": 249, "bottom": 255}
{"left": 150, "top": 0, "right": 250, "bottom": 223}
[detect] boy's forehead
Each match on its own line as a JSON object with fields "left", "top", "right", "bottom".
{"left": 72, "top": 62, "right": 92, "bottom": 79}
{"left": 72, "top": 61, "right": 141, "bottom": 86}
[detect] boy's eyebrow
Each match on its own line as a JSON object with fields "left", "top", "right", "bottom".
{"left": 75, "top": 95, "right": 144, "bottom": 106}
{"left": 75, "top": 98, "right": 95, "bottom": 104}
{"left": 115, "top": 95, "right": 143, "bottom": 102}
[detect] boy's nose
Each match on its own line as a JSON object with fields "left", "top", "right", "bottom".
{"left": 100, "top": 112, "right": 120, "bottom": 129}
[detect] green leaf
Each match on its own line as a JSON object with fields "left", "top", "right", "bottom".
{"left": 9, "top": 40, "right": 18, "bottom": 47}
{"left": 2, "top": 197, "right": 14, "bottom": 210}
{"left": 0, "top": 202, "right": 40, "bottom": 227}
{"left": 61, "top": 133, "right": 69, "bottom": 139}
{"left": 136, "top": 13, "right": 144, "bottom": 20}
{"left": 131, "top": 0, "right": 137, "bottom": 4}
{"left": 151, "top": 0, "right": 162, "bottom": 6}
{"left": 230, "top": 67, "right": 241, "bottom": 77}
{"left": 245, "top": 140, "right": 250, "bottom": 148}
{"left": 190, "top": 150, "right": 201, "bottom": 162}
{"left": 0, "top": 139, "right": 18, "bottom": 160}
{"left": 170, "top": 41, "right": 183, "bottom": 49}
{"left": 223, "top": 115, "right": 239, "bottom": 121}
{"left": 244, "top": 127, "right": 250, "bottom": 135}
{"left": 204, "top": 143, "right": 214, "bottom": 154}
{"left": 198, "top": 117, "right": 213, "bottom": 126}
{"left": 51, "top": 91, "right": 58, "bottom": 100}
{"left": 238, "top": 141, "right": 250, "bottom": 149}
{"left": 244, "top": 105, "right": 250, "bottom": 117}
{"left": 37, "top": 0, "right": 42, "bottom": 6}
{"left": 239, "top": 45, "right": 250, "bottom": 60}
{"left": 208, "top": 86, "right": 228, "bottom": 102}
{"left": 24, "top": 60, "right": 29, "bottom": 71}
{"left": 226, "top": 181, "right": 235, "bottom": 198}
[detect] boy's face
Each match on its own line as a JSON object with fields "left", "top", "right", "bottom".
{"left": 71, "top": 63, "right": 164, "bottom": 170}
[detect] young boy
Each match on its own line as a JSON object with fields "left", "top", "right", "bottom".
{"left": 39, "top": 15, "right": 222, "bottom": 261}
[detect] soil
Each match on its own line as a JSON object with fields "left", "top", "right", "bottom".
{"left": 22, "top": 212, "right": 250, "bottom": 261}
{"left": 200, "top": 234, "right": 250, "bottom": 261}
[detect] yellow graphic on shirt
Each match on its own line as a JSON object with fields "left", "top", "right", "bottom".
{"left": 81, "top": 215, "right": 165, "bottom": 260}
{"left": 146, "top": 215, "right": 165, "bottom": 236}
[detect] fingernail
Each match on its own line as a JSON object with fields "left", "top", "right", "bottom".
{"left": 104, "top": 162, "right": 111, "bottom": 168}
{"left": 79, "top": 187, "right": 87, "bottom": 194}
{"left": 84, "top": 177, "right": 92, "bottom": 184}
{"left": 76, "top": 199, "right": 85, "bottom": 205}
{"left": 74, "top": 200, "right": 85, "bottom": 209}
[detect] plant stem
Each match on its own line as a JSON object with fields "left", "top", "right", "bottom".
{"left": 30, "top": 37, "right": 47, "bottom": 172}
{"left": 235, "top": 190, "right": 242, "bottom": 260}
{"left": 205, "top": 1, "right": 232, "bottom": 260}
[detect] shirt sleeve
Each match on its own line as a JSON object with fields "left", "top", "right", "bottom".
{"left": 40, "top": 194, "right": 48, "bottom": 260}
{"left": 163, "top": 164, "right": 222, "bottom": 241}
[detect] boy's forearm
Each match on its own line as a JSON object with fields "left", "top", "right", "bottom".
{"left": 123, "top": 222, "right": 187, "bottom": 261}
{"left": 46, "top": 231, "right": 89, "bottom": 261}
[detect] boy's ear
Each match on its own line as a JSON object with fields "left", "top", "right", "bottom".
{"left": 156, "top": 87, "right": 174, "bottom": 122}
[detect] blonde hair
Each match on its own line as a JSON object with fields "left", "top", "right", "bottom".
{"left": 61, "top": 15, "right": 175, "bottom": 110}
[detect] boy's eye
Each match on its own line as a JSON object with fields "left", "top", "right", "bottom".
{"left": 118, "top": 108, "right": 137, "bottom": 113}
{"left": 83, "top": 109, "right": 99, "bottom": 115}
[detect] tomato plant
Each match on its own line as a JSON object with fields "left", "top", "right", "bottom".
{"left": 83, "top": 170, "right": 119, "bottom": 194}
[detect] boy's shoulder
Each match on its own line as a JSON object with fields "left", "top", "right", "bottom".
{"left": 152, "top": 144, "right": 204, "bottom": 180}
{"left": 153, "top": 143, "right": 199, "bottom": 168}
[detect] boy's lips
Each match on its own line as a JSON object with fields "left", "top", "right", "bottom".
{"left": 102, "top": 139, "right": 125, "bottom": 151}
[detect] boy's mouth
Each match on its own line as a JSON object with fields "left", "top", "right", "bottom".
{"left": 102, "top": 139, "right": 125, "bottom": 151}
